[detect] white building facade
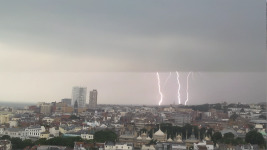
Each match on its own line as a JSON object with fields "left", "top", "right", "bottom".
{"left": 81, "top": 133, "right": 94, "bottom": 140}
{"left": 26, "top": 125, "right": 45, "bottom": 139}
{"left": 72, "top": 86, "right": 87, "bottom": 108}
{"left": 49, "top": 127, "right": 59, "bottom": 137}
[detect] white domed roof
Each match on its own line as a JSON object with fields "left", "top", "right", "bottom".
{"left": 154, "top": 128, "right": 165, "bottom": 136}
{"left": 167, "top": 137, "right": 173, "bottom": 142}
{"left": 176, "top": 138, "right": 183, "bottom": 143}
{"left": 205, "top": 135, "right": 210, "bottom": 141}
{"left": 142, "top": 132, "right": 147, "bottom": 136}
{"left": 146, "top": 136, "right": 151, "bottom": 141}
{"left": 137, "top": 135, "right": 142, "bottom": 140}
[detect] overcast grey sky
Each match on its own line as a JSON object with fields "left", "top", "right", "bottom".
{"left": 0, "top": 1, "right": 266, "bottom": 105}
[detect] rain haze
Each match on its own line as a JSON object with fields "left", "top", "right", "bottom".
{"left": 0, "top": 0, "right": 266, "bottom": 105}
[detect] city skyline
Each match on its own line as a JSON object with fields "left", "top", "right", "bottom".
{"left": 0, "top": 72, "right": 265, "bottom": 105}
{"left": 0, "top": 1, "right": 265, "bottom": 106}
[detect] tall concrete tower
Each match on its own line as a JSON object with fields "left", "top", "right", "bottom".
{"left": 89, "top": 89, "right": 98, "bottom": 109}
{"left": 72, "top": 86, "right": 87, "bottom": 108}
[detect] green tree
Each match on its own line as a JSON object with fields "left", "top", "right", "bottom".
{"left": 223, "top": 132, "right": 235, "bottom": 139}
{"left": 84, "top": 139, "right": 94, "bottom": 143}
{"left": 212, "top": 103, "right": 222, "bottom": 110}
{"left": 200, "top": 128, "right": 206, "bottom": 140}
{"left": 10, "top": 138, "right": 23, "bottom": 149}
{"left": 245, "top": 130, "right": 265, "bottom": 146}
{"left": 206, "top": 128, "right": 213, "bottom": 138}
{"left": 229, "top": 113, "right": 239, "bottom": 121}
{"left": 34, "top": 137, "right": 84, "bottom": 147}
{"left": 148, "top": 139, "right": 157, "bottom": 145}
{"left": 247, "top": 124, "right": 254, "bottom": 130}
{"left": 34, "top": 138, "right": 48, "bottom": 145}
{"left": 94, "top": 130, "right": 117, "bottom": 143}
{"left": 0, "top": 135, "right": 11, "bottom": 140}
{"left": 21, "top": 139, "right": 34, "bottom": 148}
{"left": 235, "top": 137, "right": 245, "bottom": 144}
{"left": 211, "top": 132, "right": 222, "bottom": 145}
{"left": 223, "top": 138, "right": 232, "bottom": 144}
{"left": 182, "top": 124, "right": 193, "bottom": 139}
{"left": 191, "top": 104, "right": 210, "bottom": 112}
{"left": 228, "top": 103, "right": 236, "bottom": 108}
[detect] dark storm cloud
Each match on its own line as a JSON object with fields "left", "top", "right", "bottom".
{"left": 0, "top": 0, "right": 265, "bottom": 72}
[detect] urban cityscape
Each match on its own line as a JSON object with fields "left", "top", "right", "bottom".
{"left": 0, "top": 0, "right": 266, "bottom": 150}
{"left": 0, "top": 84, "right": 266, "bottom": 150}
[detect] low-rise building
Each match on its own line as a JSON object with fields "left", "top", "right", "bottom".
{"left": 26, "top": 125, "right": 46, "bottom": 140}
{"left": 0, "top": 140, "right": 12, "bottom": 150}
{"left": 40, "top": 103, "right": 52, "bottom": 115}
{"left": 80, "top": 133, "right": 94, "bottom": 140}
{"left": 49, "top": 127, "right": 59, "bottom": 137}
{"left": 74, "top": 142, "right": 105, "bottom": 150}
{"left": 119, "top": 131, "right": 135, "bottom": 143}
{"left": 42, "top": 117, "right": 54, "bottom": 124}
{"left": 5, "top": 128, "right": 25, "bottom": 139}
{"left": 40, "top": 132, "right": 50, "bottom": 139}
{"left": 176, "top": 108, "right": 193, "bottom": 114}
{"left": 0, "top": 128, "right": 5, "bottom": 135}
{"left": 156, "top": 142, "right": 187, "bottom": 150}
{"left": 9, "top": 120, "right": 18, "bottom": 128}
{"left": 59, "top": 125, "right": 76, "bottom": 134}
{"left": 194, "top": 140, "right": 214, "bottom": 150}
{"left": 13, "top": 109, "right": 34, "bottom": 114}
{"left": 174, "top": 113, "right": 191, "bottom": 125}
{"left": 0, "top": 114, "right": 10, "bottom": 124}
{"left": 105, "top": 142, "right": 133, "bottom": 150}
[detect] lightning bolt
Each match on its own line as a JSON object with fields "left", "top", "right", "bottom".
{"left": 176, "top": 71, "right": 181, "bottom": 104}
{"left": 156, "top": 72, "right": 172, "bottom": 99}
{"left": 184, "top": 72, "right": 192, "bottom": 105}
{"left": 162, "top": 72, "right": 172, "bottom": 89}
{"left": 157, "top": 72, "right": 163, "bottom": 105}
